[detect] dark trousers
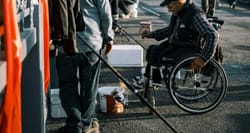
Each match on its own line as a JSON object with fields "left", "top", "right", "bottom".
{"left": 118, "top": 0, "right": 131, "bottom": 15}
{"left": 110, "top": 0, "right": 119, "bottom": 29}
{"left": 56, "top": 52, "right": 101, "bottom": 133}
{"left": 145, "top": 44, "right": 200, "bottom": 82}
{"left": 110, "top": 0, "right": 119, "bottom": 16}
{"left": 201, "top": 0, "right": 216, "bottom": 16}
{"left": 228, "top": 0, "right": 237, "bottom": 6}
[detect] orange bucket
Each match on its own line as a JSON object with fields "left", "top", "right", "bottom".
{"left": 105, "top": 95, "right": 124, "bottom": 114}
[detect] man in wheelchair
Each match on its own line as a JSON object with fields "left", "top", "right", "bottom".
{"left": 132, "top": 0, "right": 219, "bottom": 89}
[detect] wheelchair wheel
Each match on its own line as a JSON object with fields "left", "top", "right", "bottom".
{"left": 168, "top": 56, "right": 228, "bottom": 114}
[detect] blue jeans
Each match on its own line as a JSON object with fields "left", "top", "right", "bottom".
{"left": 56, "top": 52, "right": 101, "bottom": 133}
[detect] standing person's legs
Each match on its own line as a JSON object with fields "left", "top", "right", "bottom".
{"left": 118, "top": 0, "right": 131, "bottom": 18}
{"left": 56, "top": 54, "right": 84, "bottom": 133}
{"left": 228, "top": 0, "right": 234, "bottom": 7}
{"left": 207, "top": 0, "right": 216, "bottom": 16}
{"left": 228, "top": 0, "right": 237, "bottom": 8}
{"left": 201, "top": 0, "right": 209, "bottom": 16}
{"left": 110, "top": 0, "right": 119, "bottom": 31}
{"left": 79, "top": 52, "right": 101, "bottom": 131}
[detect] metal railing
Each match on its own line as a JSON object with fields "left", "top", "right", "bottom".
{"left": 0, "top": 1, "right": 46, "bottom": 133}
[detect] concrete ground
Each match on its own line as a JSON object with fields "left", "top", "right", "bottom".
{"left": 47, "top": 0, "right": 250, "bottom": 133}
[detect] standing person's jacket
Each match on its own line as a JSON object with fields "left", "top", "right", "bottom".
{"left": 77, "top": 0, "right": 114, "bottom": 54}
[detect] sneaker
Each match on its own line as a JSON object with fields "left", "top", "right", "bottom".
{"left": 84, "top": 119, "right": 99, "bottom": 133}
{"left": 119, "top": 13, "right": 131, "bottom": 19}
{"left": 132, "top": 75, "right": 142, "bottom": 82}
{"left": 132, "top": 76, "right": 147, "bottom": 90}
{"left": 113, "top": 26, "right": 120, "bottom": 33}
{"left": 92, "top": 119, "right": 99, "bottom": 128}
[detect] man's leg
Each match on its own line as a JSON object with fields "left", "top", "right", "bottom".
{"left": 110, "top": 0, "right": 119, "bottom": 31}
{"left": 118, "top": 0, "right": 131, "bottom": 18}
{"left": 56, "top": 54, "right": 84, "bottom": 133}
{"left": 132, "top": 45, "right": 166, "bottom": 89}
{"left": 145, "top": 45, "right": 167, "bottom": 78}
{"left": 79, "top": 52, "right": 101, "bottom": 131}
{"left": 201, "top": 0, "right": 209, "bottom": 16}
{"left": 208, "top": 0, "right": 216, "bottom": 16}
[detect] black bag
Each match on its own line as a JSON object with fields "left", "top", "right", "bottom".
{"left": 75, "top": 9, "right": 85, "bottom": 32}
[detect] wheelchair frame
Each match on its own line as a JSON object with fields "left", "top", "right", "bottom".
{"left": 143, "top": 54, "right": 228, "bottom": 114}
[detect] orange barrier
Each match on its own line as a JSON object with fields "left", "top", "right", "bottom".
{"left": 0, "top": 1, "right": 22, "bottom": 133}
{"left": 40, "top": 0, "right": 50, "bottom": 93}
{"left": 0, "top": 25, "right": 4, "bottom": 36}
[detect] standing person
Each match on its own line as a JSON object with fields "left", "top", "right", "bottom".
{"left": 119, "top": 0, "right": 139, "bottom": 19}
{"left": 228, "top": 0, "right": 237, "bottom": 9}
{"left": 132, "top": 0, "right": 219, "bottom": 89}
{"left": 201, "top": 0, "right": 216, "bottom": 16}
{"left": 56, "top": 0, "right": 114, "bottom": 133}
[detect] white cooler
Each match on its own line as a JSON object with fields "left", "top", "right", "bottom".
{"left": 49, "top": 88, "right": 67, "bottom": 118}
{"left": 107, "top": 45, "right": 143, "bottom": 67}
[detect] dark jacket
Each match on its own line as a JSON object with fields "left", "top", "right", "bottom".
{"left": 151, "top": 2, "right": 219, "bottom": 62}
{"left": 152, "top": 3, "right": 204, "bottom": 44}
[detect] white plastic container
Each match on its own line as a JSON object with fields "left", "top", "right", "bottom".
{"left": 107, "top": 45, "right": 143, "bottom": 67}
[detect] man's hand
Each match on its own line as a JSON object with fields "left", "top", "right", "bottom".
{"left": 103, "top": 41, "right": 113, "bottom": 56}
{"left": 191, "top": 57, "right": 207, "bottom": 70}
{"left": 141, "top": 31, "right": 153, "bottom": 39}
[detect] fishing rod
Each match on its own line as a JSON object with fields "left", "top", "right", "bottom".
{"left": 77, "top": 34, "right": 179, "bottom": 133}
{"left": 139, "top": 4, "right": 161, "bottom": 17}
{"left": 114, "top": 22, "right": 147, "bottom": 50}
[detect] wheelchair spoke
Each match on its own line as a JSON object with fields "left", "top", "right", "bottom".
{"left": 168, "top": 56, "right": 228, "bottom": 114}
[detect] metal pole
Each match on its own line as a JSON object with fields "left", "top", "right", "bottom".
{"left": 77, "top": 34, "right": 178, "bottom": 133}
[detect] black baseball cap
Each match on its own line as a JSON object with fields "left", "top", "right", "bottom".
{"left": 160, "top": 0, "right": 178, "bottom": 6}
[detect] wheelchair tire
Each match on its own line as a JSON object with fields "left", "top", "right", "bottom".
{"left": 168, "top": 56, "right": 228, "bottom": 114}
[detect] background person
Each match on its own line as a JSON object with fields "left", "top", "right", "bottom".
{"left": 119, "top": 0, "right": 139, "bottom": 19}
{"left": 228, "top": 0, "right": 237, "bottom": 9}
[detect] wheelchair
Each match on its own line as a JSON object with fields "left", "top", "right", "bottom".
{"left": 142, "top": 17, "right": 228, "bottom": 114}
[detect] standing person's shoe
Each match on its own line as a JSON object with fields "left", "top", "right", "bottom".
{"left": 84, "top": 119, "right": 100, "bottom": 133}
{"left": 113, "top": 26, "right": 120, "bottom": 33}
{"left": 119, "top": 12, "right": 131, "bottom": 19}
